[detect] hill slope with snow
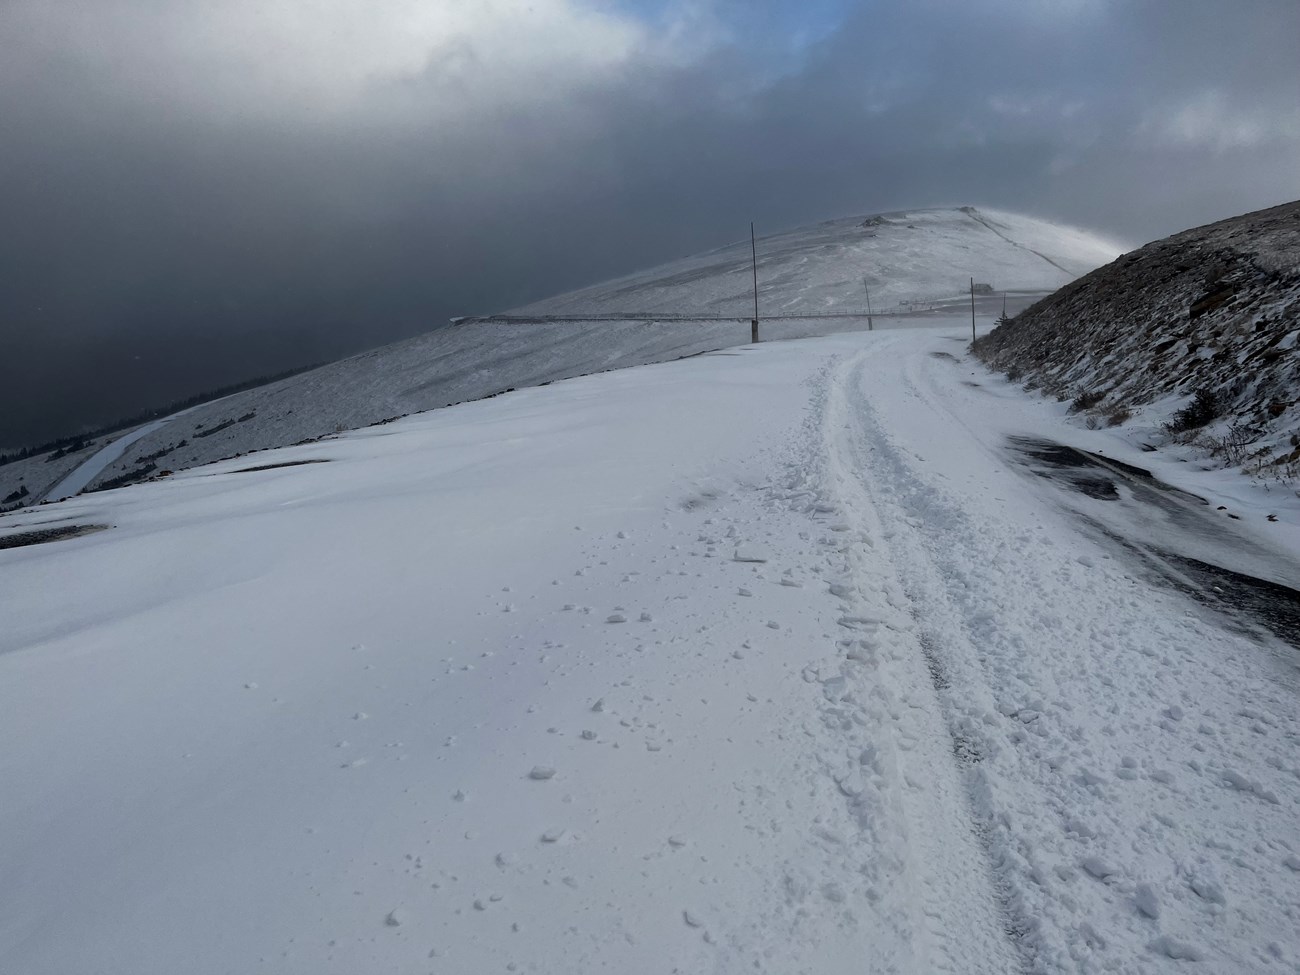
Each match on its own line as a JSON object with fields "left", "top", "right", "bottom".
{"left": 517, "top": 206, "right": 1120, "bottom": 317}
{"left": 975, "top": 200, "right": 1300, "bottom": 481}
{"left": 1, "top": 207, "right": 1121, "bottom": 507}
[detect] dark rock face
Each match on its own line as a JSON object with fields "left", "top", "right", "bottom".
{"left": 974, "top": 200, "right": 1300, "bottom": 473}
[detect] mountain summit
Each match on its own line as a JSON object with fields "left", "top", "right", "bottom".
{"left": 517, "top": 206, "right": 1122, "bottom": 318}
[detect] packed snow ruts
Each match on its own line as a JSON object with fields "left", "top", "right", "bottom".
{"left": 3, "top": 327, "right": 1298, "bottom": 971}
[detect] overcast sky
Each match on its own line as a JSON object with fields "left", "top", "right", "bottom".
{"left": 2, "top": 0, "right": 1298, "bottom": 449}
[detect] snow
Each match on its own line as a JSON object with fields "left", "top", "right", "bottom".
{"left": 0, "top": 206, "right": 1122, "bottom": 509}
{"left": 41, "top": 419, "right": 173, "bottom": 501}
{"left": 976, "top": 199, "right": 1300, "bottom": 489}
{"left": 516, "top": 206, "right": 1123, "bottom": 318}
{"left": 41, "top": 399, "right": 215, "bottom": 502}
{"left": 0, "top": 439, "right": 109, "bottom": 512}
{"left": 2, "top": 323, "right": 1299, "bottom": 973}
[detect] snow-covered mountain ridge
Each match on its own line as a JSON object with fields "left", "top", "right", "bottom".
{"left": 1, "top": 207, "right": 1120, "bottom": 508}
{"left": 975, "top": 200, "right": 1300, "bottom": 484}
{"left": 516, "top": 205, "right": 1121, "bottom": 317}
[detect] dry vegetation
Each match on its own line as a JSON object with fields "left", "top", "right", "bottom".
{"left": 974, "top": 200, "right": 1300, "bottom": 484}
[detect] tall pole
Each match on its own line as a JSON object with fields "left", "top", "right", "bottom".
{"left": 750, "top": 222, "right": 760, "bottom": 344}
{"left": 970, "top": 277, "right": 976, "bottom": 343}
{"left": 864, "top": 280, "right": 874, "bottom": 331}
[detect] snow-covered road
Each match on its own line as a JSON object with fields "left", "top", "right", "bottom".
{"left": 39, "top": 399, "right": 215, "bottom": 503}
{"left": 2, "top": 325, "right": 1298, "bottom": 973}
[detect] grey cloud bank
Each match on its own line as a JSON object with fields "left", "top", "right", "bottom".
{"left": 2, "top": 0, "right": 1297, "bottom": 448}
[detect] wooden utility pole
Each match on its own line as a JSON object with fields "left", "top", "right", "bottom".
{"left": 750, "top": 222, "right": 760, "bottom": 343}
{"left": 864, "top": 280, "right": 874, "bottom": 331}
{"left": 970, "top": 277, "right": 976, "bottom": 343}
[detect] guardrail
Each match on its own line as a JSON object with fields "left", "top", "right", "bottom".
{"left": 451, "top": 312, "right": 880, "bottom": 326}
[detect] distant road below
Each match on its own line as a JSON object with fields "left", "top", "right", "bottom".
{"left": 40, "top": 419, "right": 176, "bottom": 503}
{"left": 40, "top": 399, "right": 222, "bottom": 503}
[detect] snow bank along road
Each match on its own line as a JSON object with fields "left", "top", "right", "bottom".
{"left": 2, "top": 325, "right": 1298, "bottom": 974}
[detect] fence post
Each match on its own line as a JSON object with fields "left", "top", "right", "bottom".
{"left": 751, "top": 222, "right": 760, "bottom": 343}
{"left": 970, "top": 277, "right": 976, "bottom": 343}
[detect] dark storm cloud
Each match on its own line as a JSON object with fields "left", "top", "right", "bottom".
{"left": 2, "top": 0, "right": 1297, "bottom": 448}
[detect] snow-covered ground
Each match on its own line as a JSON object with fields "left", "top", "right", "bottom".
{"left": 3, "top": 322, "right": 1297, "bottom": 974}
{"left": 516, "top": 206, "right": 1123, "bottom": 318}
{"left": 0, "top": 438, "right": 111, "bottom": 513}
{"left": 0, "top": 206, "right": 1123, "bottom": 509}
{"left": 40, "top": 400, "right": 216, "bottom": 503}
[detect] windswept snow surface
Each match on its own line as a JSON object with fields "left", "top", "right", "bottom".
{"left": 3, "top": 325, "right": 1299, "bottom": 974}
{"left": 515, "top": 206, "right": 1123, "bottom": 317}
{"left": 0, "top": 206, "right": 1120, "bottom": 508}
{"left": 28, "top": 315, "right": 923, "bottom": 504}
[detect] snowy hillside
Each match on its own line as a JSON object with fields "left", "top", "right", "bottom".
{"left": 0, "top": 207, "right": 1121, "bottom": 509}
{"left": 515, "top": 206, "right": 1122, "bottom": 317}
{"left": 975, "top": 200, "right": 1300, "bottom": 484}
{"left": 3, "top": 323, "right": 1298, "bottom": 973}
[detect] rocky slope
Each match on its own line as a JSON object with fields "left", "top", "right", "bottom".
{"left": 975, "top": 200, "right": 1300, "bottom": 481}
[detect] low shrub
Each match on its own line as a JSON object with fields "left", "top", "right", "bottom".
{"left": 1212, "top": 423, "right": 1254, "bottom": 466}
{"left": 1166, "top": 388, "right": 1222, "bottom": 433}
{"left": 1069, "top": 389, "right": 1106, "bottom": 413}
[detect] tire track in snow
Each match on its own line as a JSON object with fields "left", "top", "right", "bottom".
{"left": 832, "top": 340, "right": 1300, "bottom": 971}
{"left": 826, "top": 348, "right": 1041, "bottom": 971}
{"left": 806, "top": 340, "right": 1029, "bottom": 973}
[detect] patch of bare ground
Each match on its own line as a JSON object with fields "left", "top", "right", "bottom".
{"left": 0, "top": 524, "right": 109, "bottom": 550}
